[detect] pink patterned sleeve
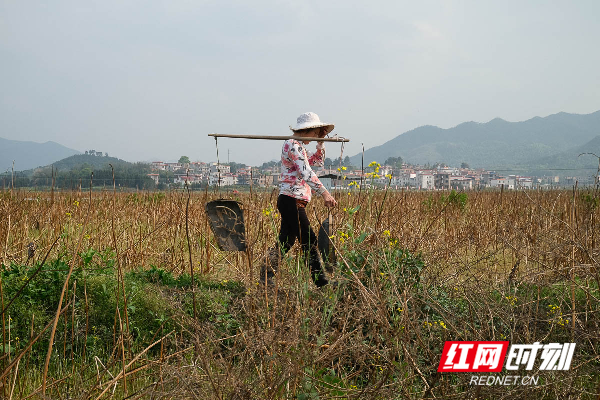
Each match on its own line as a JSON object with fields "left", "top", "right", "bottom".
{"left": 307, "top": 142, "right": 325, "bottom": 167}
{"left": 289, "top": 141, "right": 327, "bottom": 196}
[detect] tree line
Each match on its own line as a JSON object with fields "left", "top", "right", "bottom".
{"left": 1, "top": 162, "right": 156, "bottom": 190}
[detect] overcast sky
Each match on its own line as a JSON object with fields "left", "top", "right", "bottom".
{"left": 1, "top": 1, "right": 599, "bottom": 166}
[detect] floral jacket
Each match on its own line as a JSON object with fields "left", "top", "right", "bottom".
{"left": 279, "top": 139, "right": 327, "bottom": 202}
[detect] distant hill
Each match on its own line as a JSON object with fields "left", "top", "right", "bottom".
{"left": 42, "top": 153, "right": 131, "bottom": 172}
{"left": 517, "top": 135, "right": 600, "bottom": 175}
{"left": 349, "top": 111, "right": 600, "bottom": 169}
{"left": 0, "top": 137, "right": 80, "bottom": 172}
{"left": 1, "top": 153, "right": 155, "bottom": 190}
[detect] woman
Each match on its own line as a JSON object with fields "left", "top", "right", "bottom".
{"left": 261, "top": 112, "right": 338, "bottom": 287}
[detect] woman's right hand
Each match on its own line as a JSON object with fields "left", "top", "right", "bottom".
{"left": 323, "top": 192, "right": 337, "bottom": 207}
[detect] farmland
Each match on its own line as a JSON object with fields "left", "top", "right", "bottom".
{"left": 0, "top": 186, "right": 599, "bottom": 399}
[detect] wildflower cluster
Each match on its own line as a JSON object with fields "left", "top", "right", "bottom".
{"left": 548, "top": 304, "right": 570, "bottom": 327}
{"left": 339, "top": 231, "right": 350, "bottom": 244}
{"left": 505, "top": 295, "right": 517, "bottom": 307}
{"left": 261, "top": 206, "right": 278, "bottom": 218}
{"left": 348, "top": 181, "right": 360, "bottom": 188}
{"left": 366, "top": 161, "right": 381, "bottom": 179}
{"left": 382, "top": 230, "right": 398, "bottom": 246}
{"left": 423, "top": 320, "right": 447, "bottom": 329}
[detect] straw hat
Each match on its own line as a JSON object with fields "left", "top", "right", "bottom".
{"left": 290, "top": 112, "right": 335, "bottom": 138}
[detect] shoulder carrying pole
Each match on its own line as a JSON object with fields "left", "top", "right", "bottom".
{"left": 208, "top": 133, "right": 350, "bottom": 143}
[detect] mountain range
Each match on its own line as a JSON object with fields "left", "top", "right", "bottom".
{"left": 349, "top": 110, "right": 600, "bottom": 173}
{"left": 4, "top": 110, "right": 600, "bottom": 176}
{"left": 0, "top": 137, "right": 80, "bottom": 172}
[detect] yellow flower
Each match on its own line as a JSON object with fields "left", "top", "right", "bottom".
{"left": 66, "top": 212, "right": 71, "bottom": 217}
{"left": 385, "top": 174, "right": 392, "bottom": 179}
{"left": 383, "top": 230, "right": 391, "bottom": 237}
{"left": 342, "top": 166, "right": 347, "bottom": 170}
{"left": 73, "top": 200, "right": 79, "bottom": 207}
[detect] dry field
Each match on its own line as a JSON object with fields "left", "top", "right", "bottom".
{"left": 0, "top": 186, "right": 599, "bottom": 399}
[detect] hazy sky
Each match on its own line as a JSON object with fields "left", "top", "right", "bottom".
{"left": 1, "top": 1, "right": 599, "bottom": 166}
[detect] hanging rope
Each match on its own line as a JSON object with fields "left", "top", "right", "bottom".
{"left": 214, "top": 137, "right": 221, "bottom": 194}
{"left": 335, "top": 137, "right": 346, "bottom": 197}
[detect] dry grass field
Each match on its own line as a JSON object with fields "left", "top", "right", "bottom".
{"left": 0, "top": 185, "right": 598, "bottom": 399}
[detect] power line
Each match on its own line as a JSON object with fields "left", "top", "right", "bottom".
{"left": 490, "top": 167, "right": 598, "bottom": 172}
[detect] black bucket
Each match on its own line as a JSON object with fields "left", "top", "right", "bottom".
{"left": 318, "top": 216, "right": 336, "bottom": 273}
{"left": 206, "top": 199, "right": 247, "bottom": 251}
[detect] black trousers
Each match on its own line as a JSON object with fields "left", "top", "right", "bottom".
{"left": 275, "top": 194, "right": 327, "bottom": 285}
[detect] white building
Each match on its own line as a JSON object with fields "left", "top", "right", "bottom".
{"left": 209, "top": 173, "right": 236, "bottom": 187}
{"left": 151, "top": 162, "right": 167, "bottom": 171}
{"left": 417, "top": 173, "right": 435, "bottom": 190}
{"left": 174, "top": 174, "right": 203, "bottom": 185}
{"left": 148, "top": 173, "right": 159, "bottom": 184}
{"left": 449, "top": 176, "right": 473, "bottom": 190}
{"left": 210, "top": 163, "right": 231, "bottom": 174}
{"left": 490, "top": 178, "right": 515, "bottom": 190}
{"left": 516, "top": 177, "right": 533, "bottom": 189}
{"left": 164, "top": 162, "right": 182, "bottom": 171}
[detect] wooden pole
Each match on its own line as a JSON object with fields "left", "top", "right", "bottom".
{"left": 208, "top": 133, "right": 350, "bottom": 142}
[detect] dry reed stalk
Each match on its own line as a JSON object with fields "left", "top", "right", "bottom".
{"left": 93, "top": 331, "right": 174, "bottom": 400}
{"left": 0, "top": 299, "right": 72, "bottom": 383}
{"left": 8, "top": 358, "right": 18, "bottom": 400}
{"left": 41, "top": 174, "right": 94, "bottom": 396}
{"left": 109, "top": 166, "right": 131, "bottom": 382}
{"left": 0, "top": 277, "right": 5, "bottom": 398}
{"left": 115, "top": 304, "right": 127, "bottom": 395}
{"left": 185, "top": 183, "right": 197, "bottom": 319}
{"left": 70, "top": 281, "right": 76, "bottom": 375}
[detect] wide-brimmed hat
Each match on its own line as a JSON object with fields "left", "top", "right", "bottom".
{"left": 290, "top": 112, "right": 335, "bottom": 138}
